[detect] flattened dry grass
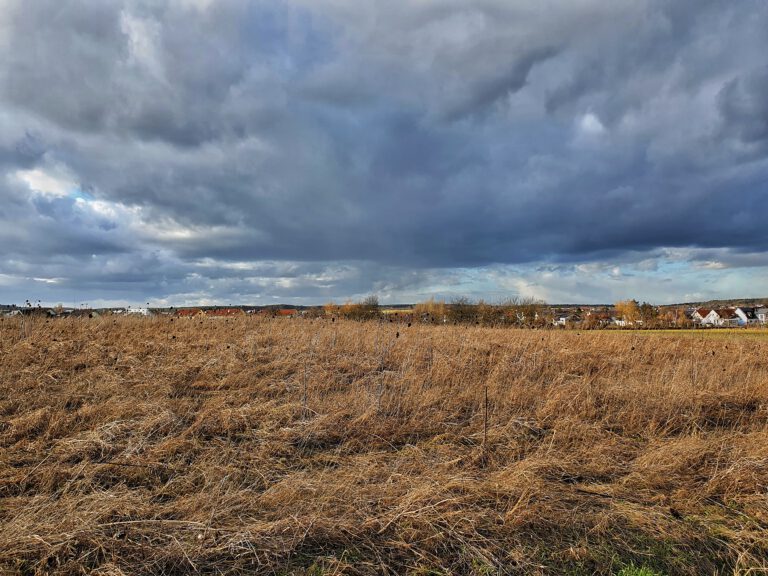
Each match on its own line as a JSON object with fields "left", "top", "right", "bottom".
{"left": 1, "top": 316, "right": 767, "bottom": 575}
{"left": 618, "top": 328, "right": 768, "bottom": 340}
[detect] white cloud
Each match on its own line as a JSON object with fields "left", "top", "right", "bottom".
{"left": 14, "top": 167, "right": 76, "bottom": 198}
{"left": 175, "top": 0, "right": 216, "bottom": 12}
{"left": 120, "top": 11, "right": 165, "bottom": 79}
{"left": 578, "top": 112, "right": 606, "bottom": 136}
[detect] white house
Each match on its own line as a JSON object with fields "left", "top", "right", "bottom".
{"left": 734, "top": 307, "right": 758, "bottom": 326}
{"left": 695, "top": 308, "right": 740, "bottom": 327}
{"left": 714, "top": 308, "right": 739, "bottom": 327}
{"left": 756, "top": 307, "right": 768, "bottom": 324}
{"left": 692, "top": 308, "right": 711, "bottom": 324}
{"left": 126, "top": 307, "right": 152, "bottom": 316}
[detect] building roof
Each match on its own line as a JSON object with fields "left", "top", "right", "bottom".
{"left": 736, "top": 307, "right": 757, "bottom": 319}
{"left": 205, "top": 308, "right": 245, "bottom": 317}
{"left": 715, "top": 308, "right": 739, "bottom": 319}
{"left": 588, "top": 311, "right": 613, "bottom": 320}
{"left": 177, "top": 308, "right": 202, "bottom": 317}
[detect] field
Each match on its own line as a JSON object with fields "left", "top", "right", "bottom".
{"left": 1, "top": 317, "right": 767, "bottom": 575}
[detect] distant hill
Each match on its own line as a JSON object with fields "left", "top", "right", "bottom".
{"left": 658, "top": 298, "right": 767, "bottom": 309}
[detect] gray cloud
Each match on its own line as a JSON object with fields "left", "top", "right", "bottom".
{"left": 1, "top": 0, "right": 767, "bottom": 305}
{"left": 718, "top": 67, "right": 768, "bottom": 145}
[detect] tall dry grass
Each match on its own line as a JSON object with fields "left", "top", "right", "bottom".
{"left": 1, "top": 316, "right": 767, "bottom": 575}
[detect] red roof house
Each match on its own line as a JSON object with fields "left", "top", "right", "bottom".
{"left": 205, "top": 308, "right": 245, "bottom": 317}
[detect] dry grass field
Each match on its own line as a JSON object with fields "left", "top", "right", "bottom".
{"left": 1, "top": 317, "right": 767, "bottom": 575}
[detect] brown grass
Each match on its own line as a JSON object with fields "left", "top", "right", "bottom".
{"left": 1, "top": 316, "right": 767, "bottom": 575}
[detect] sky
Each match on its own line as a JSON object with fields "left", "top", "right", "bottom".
{"left": 1, "top": 0, "right": 767, "bottom": 307}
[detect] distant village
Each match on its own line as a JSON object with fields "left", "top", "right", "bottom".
{"left": 2, "top": 299, "right": 767, "bottom": 329}
{"left": 549, "top": 303, "right": 767, "bottom": 328}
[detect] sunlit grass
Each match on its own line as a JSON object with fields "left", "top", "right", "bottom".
{"left": 607, "top": 328, "right": 768, "bottom": 339}
{"left": 1, "top": 316, "right": 767, "bottom": 574}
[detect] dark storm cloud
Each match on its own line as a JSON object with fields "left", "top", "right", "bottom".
{"left": 1, "top": 0, "right": 767, "bottom": 304}
{"left": 0, "top": 179, "right": 126, "bottom": 258}
{"left": 718, "top": 67, "right": 768, "bottom": 145}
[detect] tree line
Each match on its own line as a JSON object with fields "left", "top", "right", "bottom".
{"left": 320, "top": 296, "right": 551, "bottom": 327}
{"left": 317, "top": 296, "right": 694, "bottom": 329}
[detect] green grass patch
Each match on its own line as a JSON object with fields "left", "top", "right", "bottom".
{"left": 616, "top": 564, "right": 666, "bottom": 576}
